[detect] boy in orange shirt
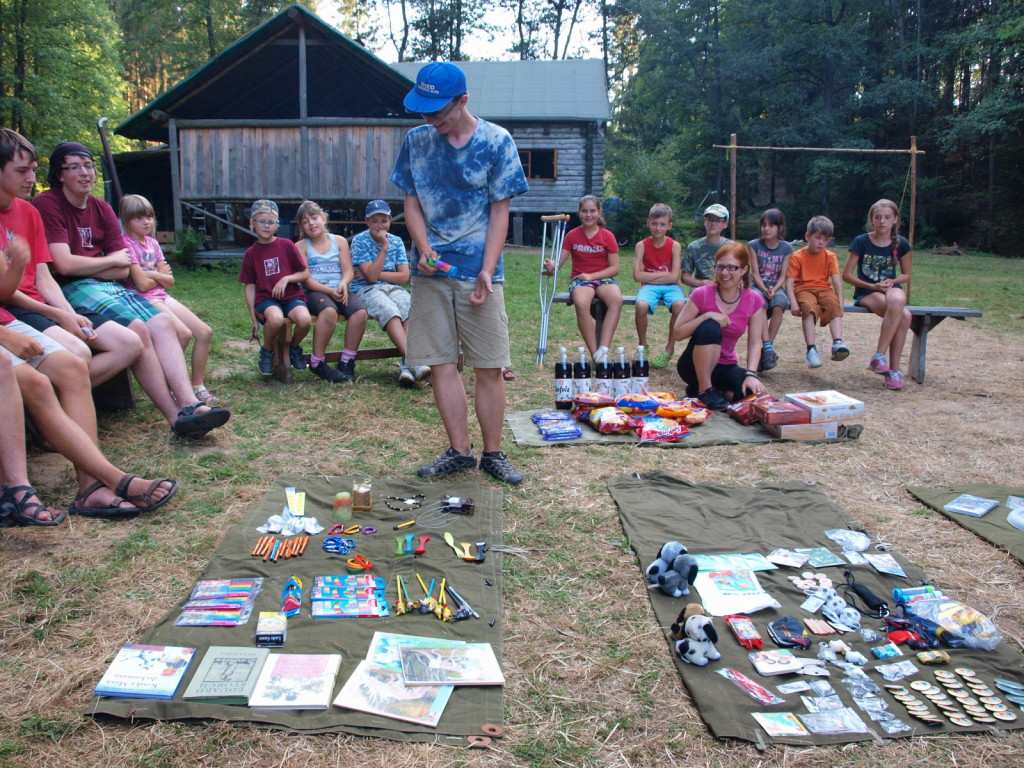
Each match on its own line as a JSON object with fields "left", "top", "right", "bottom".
{"left": 785, "top": 216, "right": 850, "bottom": 368}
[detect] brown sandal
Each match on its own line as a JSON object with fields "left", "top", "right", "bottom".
{"left": 114, "top": 475, "right": 179, "bottom": 514}
{"left": 68, "top": 481, "right": 138, "bottom": 519}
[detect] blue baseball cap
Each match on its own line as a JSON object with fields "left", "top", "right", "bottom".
{"left": 364, "top": 199, "right": 392, "bottom": 218}
{"left": 403, "top": 62, "right": 467, "bottom": 114}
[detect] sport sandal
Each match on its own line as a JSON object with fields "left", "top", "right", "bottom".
{"left": 68, "top": 481, "right": 138, "bottom": 519}
{"left": 172, "top": 403, "right": 231, "bottom": 437}
{"left": 0, "top": 484, "right": 66, "bottom": 527}
{"left": 114, "top": 475, "right": 179, "bottom": 514}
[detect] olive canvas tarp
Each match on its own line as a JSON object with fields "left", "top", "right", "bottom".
{"left": 89, "top": 476, "right": 505, "bottom": 744}
{"left": 908, "top": 485, "right": 1024, "bottom": 565}
{"left": 607, "top": 472, "right": 1024, "bottom": 746}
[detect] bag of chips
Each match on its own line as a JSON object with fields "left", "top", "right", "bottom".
{"left": 726, "top": 394, "right": 774, "bottom": 425}
{"left": 645, "top": 391, "right": 676, "bottom": 404}
{"left": 574, "top": 391, "right": 616, "bottom": 408}
{"left": 616, "top": 392, "right": 660, "bottom": 413}
{"left": 637, "top": 416, "right": 690, "bottom": 442}
{"left": 655, "top": 400, "right": 692, "bottom": 420}
{"left": 588, "top": 406, "right": 636, "bottom": 434}
{"left": 684, "top": 407, "right": 710, "bottom": 426}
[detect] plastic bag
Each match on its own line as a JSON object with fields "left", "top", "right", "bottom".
{"left": 588, "top": 406, "right": 636, "bottom": 434}
{"left": 684, "top": 407, "right": 710, "bottom": 426}
{"left": 616, "top": 392, "right": 660, "bottom": 413}
{"left": 637, "top": 416, "right": 689, "bottom": 442}
{"left": 574, "top": 392, "right": 615, "bottom": 408}
{"left": 825, "top": 528, "right": 872, "bottom": 552}
{"left": 538, "top": 421, "right": 582, "bottom": 442}
{"left": 531, "top": 410, "right": 574, "bottom": 424}
{"left": 904, "top": 596, "right": 1002, "bottom": 651}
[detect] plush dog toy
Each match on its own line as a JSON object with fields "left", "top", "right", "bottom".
{"left": 673, "top": 604, "right": 720, "bottom": 666}
{"left": 645, "top": 541, "right": 699, "bottom": 598}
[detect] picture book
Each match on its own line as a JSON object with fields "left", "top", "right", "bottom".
{"left": 366, "top": 632, "right": 465, "bottom": 672}
{"left": 95, "top": 643, "right": 196, "bottom": 700}
{"left": 248, "top": 653, "right": 342, "bottom": 709}
{"left": 751, "top": 711, "right": 809, "bottom": 738}
{"left": 399, "top": 643, "right": 505, "bottom": 686}
{"left": 333, "top": 660, "right": 453, "bottom": 727}
{"left": 693, "top": 569, "right": 781, "bottom": 616}
{"left": 943, "top": 494, "right": 999, "bottom": 518}
{"left": 182, "top": 646, "right": 270, "bottom": 705}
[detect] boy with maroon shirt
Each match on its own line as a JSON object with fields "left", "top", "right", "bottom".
{"left": 32, "top": 140, "right": 229, "bottom": 437}
{"left": 240, "top": 199, "right": 312, "bottom": 377}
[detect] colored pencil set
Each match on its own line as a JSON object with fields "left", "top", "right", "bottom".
{"left": 251, "top": 535, "right": 309, "bottom": 562}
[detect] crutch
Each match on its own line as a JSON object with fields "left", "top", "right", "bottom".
{"left": 536, "top": 214, "right": 570, "bottom": 365}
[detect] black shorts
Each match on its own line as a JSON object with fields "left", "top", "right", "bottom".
{"left": 305, "top": 290, "right": 366, "bottom": 319}
{"left": 7, "top": 305, "right": 110, "bottom": 331}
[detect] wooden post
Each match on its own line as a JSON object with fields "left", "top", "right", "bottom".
{"left": 168, "top": 118, "right": 183, "bottom": 235}
{"left": 729, "top": 133, "right": 737, "bottom": 239}
{"left": 298, "top": 24, "right": 310, "bottom": 195}
{"left": 908, "top": 135, "right": 917, "bottom": 302}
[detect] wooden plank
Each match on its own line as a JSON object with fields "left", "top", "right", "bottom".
{"left": 169, "top": 119, "right": 183, "bottom": 233}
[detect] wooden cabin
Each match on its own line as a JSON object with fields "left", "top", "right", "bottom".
{"left": 114, "top": 3, "right": 610, "bottom": 250}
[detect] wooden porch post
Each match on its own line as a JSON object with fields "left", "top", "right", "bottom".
{"left": 298, "top": 24, "right": 310, "bottom": 195}
{"left": 168, "top": 118, "right": 183, "bottom": 234}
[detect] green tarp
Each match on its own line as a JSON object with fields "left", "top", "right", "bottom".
{"left": 89, "top": 476, "right": 505, "bottom": 743}
{"left": 608, "top": 472, "right": 1024, "bottom": 746}
{"left": 908, "top": 485, "right": 1024, "bottom": 565}
{"left": 507, "top": 409, "right": 778, "bottom": 448}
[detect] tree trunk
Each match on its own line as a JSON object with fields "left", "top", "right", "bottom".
{"left": 205, "top": 0, "right": 216, "bottom": 59}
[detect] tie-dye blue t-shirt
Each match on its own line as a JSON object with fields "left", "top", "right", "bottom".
{"left": 390, "top": 118, "right": 529, "bottom": 283}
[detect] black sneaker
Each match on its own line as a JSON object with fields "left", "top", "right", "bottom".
{"left": 479, "top": 451, "right": 524, "bottom": 485}
{"left": 289, "top": 345, "right": 307, "bottom": 370}
{"left": 416, "top": 447, "right": 477, "bottom": 479}
{"left": 336, "top": 358, "right": 356, "bottom": 382}
{"left": 258, "top": 347, "right": 273, "bottom": 377}
{"left": 761, "top": 345, "right": 778, "bottom": 371}
{"left": 311, "top": 360, "right": 346, "bottom": 383}
{"left": 697, "top": 387, "right": 730, "bottom": 411}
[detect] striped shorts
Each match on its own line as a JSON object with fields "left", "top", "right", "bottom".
{"left": 62, "top": 278, "right": 158, "bottom": 327}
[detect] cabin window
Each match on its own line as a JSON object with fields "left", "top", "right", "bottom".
{"left": 519, "top": 149, "right": 557, "bottom": 180}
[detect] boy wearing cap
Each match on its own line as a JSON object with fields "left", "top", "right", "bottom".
{"left": 32, "top": 140, "right": 230, "bottom": 438}
{"left": 682, "top": 204, "right": 733, "bottom": 289}
{"left": 390, "top": 62, "right": 529, "bottom": 484}
{"left": 239, "top": 199, "right": 312, "bottom": 378}
{"left": 349, "top": 199, "right": 425, "bottom": 387}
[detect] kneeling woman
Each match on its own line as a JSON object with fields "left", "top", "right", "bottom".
{"left": 672, "top": 242, "right": 767, "bottom": 410}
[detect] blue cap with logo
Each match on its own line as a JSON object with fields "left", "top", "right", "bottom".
{"left": 364, "top": 199, "right": 392, "bottom": 218}
{"left": 403, "top": 62, "right": 467, "bottom": 114}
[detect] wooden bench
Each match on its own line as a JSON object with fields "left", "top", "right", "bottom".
{"left": 553, "top": 292, "right": 981, "bottom": 384}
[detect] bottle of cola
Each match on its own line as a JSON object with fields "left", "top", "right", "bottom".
{"left": 554, "top": 346, "right": 573, "bottom": 409}
{"left": 594, "top": 356, "right": 613, "bottom": 396}
{"left": 612, "top": 346, "right": 631, "bottom": 398}
{"left": 632, "top": 345, "right": 650, "bottom": 393}
{"left": 572, "top": 346, "right": 591, "bottom": 396}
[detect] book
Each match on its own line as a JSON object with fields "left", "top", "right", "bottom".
{"left": 333, "top": 660, "right": 453, "bottom": 726}
{"left": 943, "top": 493, "right": 999, "bottom": 518}
{"left": 399, "top": 643, "right": 505, "bottom": 686}
{"left": 784, "top": 390, "right": 865, "bottom": 423}
{"left": 751, "top": 711, "right": 809, "bottom": 738}
{"left": 95, "top": 643, "right": 196, "bottom": 700}
{"left": 366, "top": 632, "right": 465, "bottom": 671}
{"left": 183, "top": 646, "right": 270, "bottom": 705}
{"left": 248, "top": 653, "right": 342, "bottom": 709}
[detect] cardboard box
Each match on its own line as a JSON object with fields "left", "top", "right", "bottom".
{"left": 784, "top": 390, "right": 865, "bottom": 423}
{"left": 764, "top": 421, "right": 848, "bottom": 441}
{"left": 754, "top": 400, "right": 811, "bottom": 426}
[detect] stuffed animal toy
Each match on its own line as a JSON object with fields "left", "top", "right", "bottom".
{"left": 674, "top": 604, "right": 720, "bottom": 666}
{"left": 813, "top": 586, "right": 862, "bottom": 630}
{"left": 645, "top": 541, "right": 699, "bottom": 598}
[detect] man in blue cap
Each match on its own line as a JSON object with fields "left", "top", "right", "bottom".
{"left": 390, "top": 62, "right": 529, "bottom": 484}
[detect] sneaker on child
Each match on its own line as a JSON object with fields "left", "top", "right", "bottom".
{"left": 337, "top": 358, "right": 356, "bottom": 382}
{"left": 869, "top": 352, "right": 890, "bottom": 374}
{"left": 414, "top": 365, "right": 431, "bottom": 382}
{"left": 806, "top": 347, "right": 822, "bottom": 368}
{"left": 594, "top": 346, "right": 609, "bottom": 364}
{"left": 398, "top": 365, "right": 416, "bottom": 388}
{"left": 697, "top": 387, "right": 730, "bottom": 411}
{"left": 884, "top": 370, "right": 905, "bottom": 390}
{"left": 312, "top": 359, "right": 348, "bottom": 383}
{"left": 258, "top": 347, "right": 273, "bottom": 377}
{"left": 761, "top": 343, "right": 778, "bottom": 371}
{"left": 830, "top": 339, "right": 850, "bottom": 361}
{"left": 416, "top": 447, "right": 477, "bottom": 479}
{"left": 289, "top": 345, "right": 307, "bottom": 370}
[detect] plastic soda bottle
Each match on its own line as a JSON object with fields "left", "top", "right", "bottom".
{"left": 632, "top": 345, "right": 650, "bottom": 393}
{"left": 554, "top": 347, "right": 573, "bottom": 409}
{"left": 572, "top": 346, "right": 591, "bottom": 396}
{"left": 612, "top": 346, "right": 631, "bottom": 398}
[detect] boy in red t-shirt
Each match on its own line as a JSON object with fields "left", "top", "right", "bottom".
{"left": 785, "top": 216, "right": 850, "bottom": 368}
{"left": 239, "top": 199, "right": 311, "bottom": 377}
{"left": 632, "top": 203, "right": 684, "bottom": 369}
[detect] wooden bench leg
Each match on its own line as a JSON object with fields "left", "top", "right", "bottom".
{"left": 272, "top": 329, "right": 292, "bottom": 383}
{"left": 908, "top": 314, "right": 933, "bottom": 384}
{"left": 92, "top": 369, "right": 135, "bottom": 412}
{"left": 591, "top": 298, "right": 608, "bottom": 349}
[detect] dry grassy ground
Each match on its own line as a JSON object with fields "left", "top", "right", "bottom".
{"left": 1, "top": 255, "right": 1023, "bottom": 768}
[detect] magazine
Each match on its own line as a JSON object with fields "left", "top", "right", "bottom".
{"left": 333, "top": 660, "right": 453, "bottom": 726}
{"left": 398, "top": 643, "right": 505, "bottom": 686}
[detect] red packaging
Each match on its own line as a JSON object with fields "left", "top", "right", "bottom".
{"left": 754, "top": 400, "right": 811, "bottom": 426}
{"left": 724, "top": 614, "right": 763, "bottom": 650}
{"left": 727, "top": 394, "right": 774, "bottom": 425}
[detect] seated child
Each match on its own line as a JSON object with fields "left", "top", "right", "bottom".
{"left": 120, "top": 194, "right": 216, "bottom": 402}
{"left": 748, "top": 208, "right": 793, "bottom": 371}
{"left": 545, "top": 194, "right": 623, "bottom": 363}
{"left": 239, "top": 199, "right": 311, "bottom": 378}
{"left": 349, "top": 199, "right": 428, "bottom": 387}
{"left": 632, "top": 203, "right": 684, "bottom": 369}
{"left": 294, "top": 200, "right": 368, "bottom": 384}
{"left": 785, "top": 216, "right": 850, "bottom": 368}
{"left": 842, "top": 198, "right": 912, "bottom": 391}
{"left": 682, "top": 203, "right": 732, "bottom": 289}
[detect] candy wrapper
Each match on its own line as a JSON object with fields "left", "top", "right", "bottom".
{"left": 615, "top": 392, "right": 660, "bottom": 413}
{"left": 637, "top": 416, "right": 689, "bottom": 442}
{"left": 538, "top": 421, "right": 582, "bottom": 442}
{"left": 531, "top": 410, "right": 574, "bottom": 424}
{"left": 588, "top": 406, "right": 636, "bottom": 434}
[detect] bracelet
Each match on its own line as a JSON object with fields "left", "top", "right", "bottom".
{"left": 745, "top": 370, "right": 760, "bottom": 379}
